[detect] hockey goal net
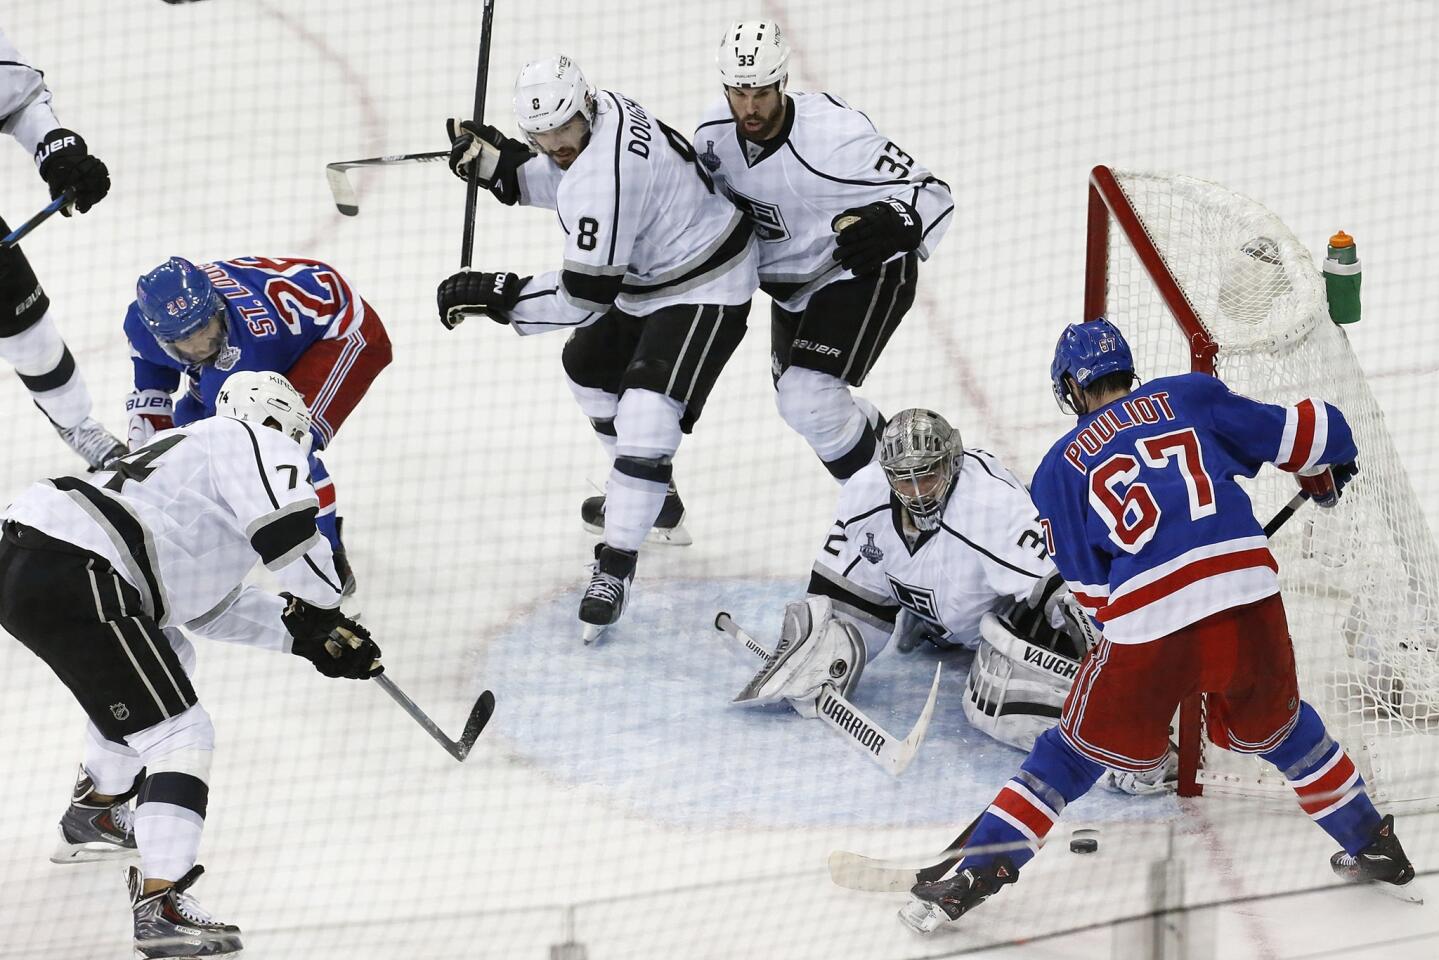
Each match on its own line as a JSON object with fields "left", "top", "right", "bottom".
{"left": 1085, "top": 166, "right": 1439, "bottom": 807}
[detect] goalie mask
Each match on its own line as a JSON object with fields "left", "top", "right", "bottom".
{"left": 880, "top": 409, "right": 962, "bottom": 532}
{"left": 513, "top": 55, "right": 596, "bottom": 167}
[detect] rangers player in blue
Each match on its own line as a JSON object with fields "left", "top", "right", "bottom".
{"left": 900, "top": 319, "right": 1417, "bottom": 934}
{"left": 124, "top": 256, "right": 393, "bottom": 596}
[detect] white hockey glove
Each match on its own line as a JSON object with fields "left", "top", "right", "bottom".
{"left": 733, "top": 596, "right": 866, "bottom": 718}
{"left": 125, "top": 389, "right": 174, "bottom": 449}
{"left": 1099, "top": 750, "right": 1178, "bottom": 796}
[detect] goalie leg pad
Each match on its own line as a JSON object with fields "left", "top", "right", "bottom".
{"left": 963, "top": 612, "right": 1079, "bottom": 751}
{"left": 734, "top": 597, "right": 866, "bottom": 712}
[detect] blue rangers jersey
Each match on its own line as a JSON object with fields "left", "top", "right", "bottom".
{"left": 1030, "top": 372, "right": 1357, "bottom": 644}
{"left": 124, "top": 256, "right": 369, "bottom": 447}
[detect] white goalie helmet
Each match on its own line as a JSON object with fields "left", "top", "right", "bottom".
{"left": 216, "top": 370, "right": 313, "bottom": 451}
{"left": 717, "top": 20, "right": 791, "bottom": 89}
{"left": 513, "top": 55, "right": 596, "bottom": 138}
{"left": 880, "top": 409, "right": 963, "bottom": 532}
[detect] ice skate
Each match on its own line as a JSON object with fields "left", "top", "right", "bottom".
{"left": 130, "top": 864, "right": 243, "bottom": 959}
{"left": 579, "top": 544, "right": 637, "bottom": 644}
{"left": 581, "top": 482, "right": 692, "bottom": 546}
{"left": 56, "top": 416, "right": 126, "bottom": 471}
{"left": 50, "top": 765, "right": 139, "bottom": 863}
{"left": 899, "top": 858, "right": 1017, "bottom": 934}
{"left": 1331, "top": 814, "right": 1423, "bottom": 903}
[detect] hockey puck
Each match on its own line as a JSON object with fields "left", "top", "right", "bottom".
{"left": 1069, "top": 829, "right": 1100, "bottom": 854}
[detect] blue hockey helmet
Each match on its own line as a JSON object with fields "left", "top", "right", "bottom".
{"left": 135, "top": 257, "right": 228, "bottom": 364}
{"left": 1050, "top": 318, "right": 1135, "bottom": 415}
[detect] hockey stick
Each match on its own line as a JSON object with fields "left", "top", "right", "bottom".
{"left": 714, "top": 611, "right": 942, "bottom": 777}
{"left": 460, "top": 0, "right": 496, "bottom": 268}
{"left": 324, "top": 152, "right": 447, "bottom": 216}
{"left": 1263, "top": 489, "right": 1309, "bottom": 537}
{"left": 374, "top": 673, "right": 495, "bottom": 762}
{"left": 827, "top": 489, "right": 1318, "bottom": 891}
{"left": 1, "top": 189, "right": 75, "bottom": 249}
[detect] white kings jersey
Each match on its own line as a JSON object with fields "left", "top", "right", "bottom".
{"left": 693, "top": 92, "right": 954, "bottom": 311}
{"left": 2, "top": 417, "right": 342, "bottom": 649}
{"left": 507, "top": 90, "right": 759, "bottom": 334}
{"left": 808, "top": 452, "right": 1058, "bottom": 651}
{"left": 0, "top": 28, "right": 62, "bottom": 156}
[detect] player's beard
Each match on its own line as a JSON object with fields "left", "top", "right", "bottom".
{"left": 735, "top": 98, "right": 785, "bottom": 142}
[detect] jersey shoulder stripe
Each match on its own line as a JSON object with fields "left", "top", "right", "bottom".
{"left": 46, "top": 476, "right": 167, "bottom": 623}
{"left": 938, "top": 520, "right": 1044, "bottom": 579}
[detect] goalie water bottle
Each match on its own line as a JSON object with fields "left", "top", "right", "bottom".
{"left": 1324, "top": 230, "right": 1361, "bottom": 325}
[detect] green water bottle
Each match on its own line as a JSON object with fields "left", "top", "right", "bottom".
{"left": 1324, "top": 230, "right": 1361, "bottom": 325}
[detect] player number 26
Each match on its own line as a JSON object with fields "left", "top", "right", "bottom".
{"left": 1089, "top": 428, "right": 1215, "bottom": 552}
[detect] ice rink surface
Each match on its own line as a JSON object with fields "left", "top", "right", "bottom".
{"left": 2, "top": 1, "right": 1438, "bottom": 957}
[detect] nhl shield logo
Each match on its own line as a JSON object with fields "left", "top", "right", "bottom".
{"left": 859, "top": 532, "right": 884, "bottom": 564}
{"left": 109, "top": 703, "right": 130, "bottom": 721}
{"left": 699, "top": 139, "right": 721, "bottom": 172}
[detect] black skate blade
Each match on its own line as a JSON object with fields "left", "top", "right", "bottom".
{"left": 456, "top": 689, "right": 496, "bottom": 759}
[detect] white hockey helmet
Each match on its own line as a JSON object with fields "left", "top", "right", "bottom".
{"left": 880, "top": 409, "right": 963, "bottom": 532}
{"left": 717, "top": 20, "right": 790, "bottom": 90}
{"left": 216, "top": 370, "right": 313, "bottom": 450}
{"left": 513, "top": 55, "right": 596, "bottom": 137}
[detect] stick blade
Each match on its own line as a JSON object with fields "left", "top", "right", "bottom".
{"left": 455, "top": 689, "right": 496, "bottom": 760}
{"left": 325, "top": 164, "right": 360, "bottom": 216}
{"left": 828, "top": 850, "right": 920, "bottom": 893}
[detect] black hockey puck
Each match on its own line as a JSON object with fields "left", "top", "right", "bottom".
{"left": 1069, "top": 829, "right": 1100, "bottom": 854}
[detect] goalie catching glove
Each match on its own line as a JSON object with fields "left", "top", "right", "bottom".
{"left": 282, "top": 593, "right": 383, "bottom": 679}
{"left": 831, "top": 197, "right": 921, "bottom": 275}
{"left": 732, "top": 596, "right": 866, "bottom": 718}
{"left": 445, "top": 118, "right": 531, "bottom": 206}
{"left": 436, "top": 270, "right": 525, "bottom": 329}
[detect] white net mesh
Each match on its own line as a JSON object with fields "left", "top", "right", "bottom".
{"left": 1101, "top": 169, "right": 1439, "bottom": 805}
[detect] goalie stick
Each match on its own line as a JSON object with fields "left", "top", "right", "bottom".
{"left": 374, "top": 674, "right": 495, "bottom": 762}
{"left": 827, "top": 491, "right": 1314, "bottom": 891}
{"left": 713, "top": 611, "right": 941, "bottom": 777}
{"left": 324, "top": 152, "right": 447, "bottom": 216}
{"left": 1, "top": 189, "right": 75, "bottom": 249}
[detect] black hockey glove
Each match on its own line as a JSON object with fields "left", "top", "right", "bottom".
{"left": 282, "top": 593, "right": 383, "bottom": 680}
{"left": 831, "top": 198, "right": 922, "bottom": 275}
{"left": 446, "top": 119, "right": 531, "bottom": 206}
{"left": 437, "top": 269, "right": 525, "bottom": 329}
{"left": 34, "top": 129, "right": 110, "bottom": 215}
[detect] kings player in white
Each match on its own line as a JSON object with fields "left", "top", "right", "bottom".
{"left": 437, "top": 56, "right": 759, "bottom": 642}
{"left": 695, "top": 22, "right": 954, "bottom": 481}
{"left": 735, "top": 409, "right": 1173, "bottom": 791}
{"left": 0, "top": 372, "right": 382, "bottom": 958}
{"left": 1, "top": 27, "right": 124, "bottom": 469}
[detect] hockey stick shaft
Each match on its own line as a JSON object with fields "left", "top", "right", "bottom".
{"left": 1263, "top": 489, "right": 1309, "bottom": 537}
{"left": 1, "top": 189, "right": 75, "bottom": 249}
{"left": 374, "top": 673, "right": 495, "bottom": 762}
{"left": 324, "top": 152, "right": 447, "bottom": 216}
{"left": 460, "top": 0, "right": 496, "bottom": 268}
